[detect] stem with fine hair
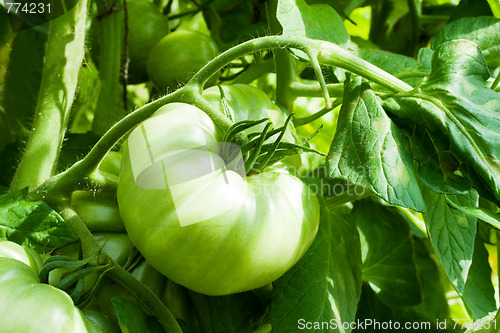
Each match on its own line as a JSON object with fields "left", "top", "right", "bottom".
{"left": 27, "top": 88, "right": 184, "bottom": 201}
{"left": 266, "top": 0, "right": 298, "bottom": 111}
{"left": 92, "top": 5, "right": 127, "bottom": 135}
{"left": 10, "top": 0, "right": 88, "bottom": 191}
{"left": 28, "top": 35, "right": 412, "bottom": 201}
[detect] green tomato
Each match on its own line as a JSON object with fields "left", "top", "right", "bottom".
{"left": 72, "top": 191, "right": 125, "bottom": 232}
{"left": 0, "top": 240, "right": 94, "bottom": 333}
{"left": 94, "top": 232, "right": 135, "bottom": 266}
{"left": 130, "top": 259, "right": 166, "bottom": 297}
{"left": 127, "top": 0, "right": 170, "bottom": 83}
{"left": 117, "top": 85, "right": 319, "bottom": 295}
{"left": 72, "top": 151, "right": 125, "bottom": 232}
{"left": 147, "top": 30, "right": 219, "bottom": 91}
{"left": 96, "top": 150, "right": 122, "bottom": 179}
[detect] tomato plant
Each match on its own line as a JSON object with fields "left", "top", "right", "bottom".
{"left": 1, "top": 0, "right": 500, "bottom": 332}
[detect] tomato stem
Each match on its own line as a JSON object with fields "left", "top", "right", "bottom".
{"left": 307, "top": 49, "right": 331, "bottom": 108}
{"left": 289, "top": 82, "right": 344, "bottom": 98}
{"left": 92, "top": 5, "right": 127, "bottom": 135}
{"left": 27, "top": 35, "right": 411, "bottom": 200}
{"left": 10, "top": 0, "right": 88, "bottom": 191}
{"left": 27, "top": 89, "right": 185, "bottom": 201}
{"left": 266, "top": 0, "right": 298, "bottom": 112}
{"left": 294, "top": 98, "right": 343, "bottom": 127}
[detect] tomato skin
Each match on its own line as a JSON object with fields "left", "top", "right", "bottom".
{"left": 117, "top": 86, "right": 320, "bottom": 295}
{"left": 95, "top": 151, "right": 122, "bottom": 180}
{"left": 94, "top": 232, "right": 135, "bottom": 266}
{"left": 0, "top": 240, "right": 94, "bottom": 333}
{"left": 72, "top": 191, "right": 125, "bottom": 232}
{"left": 147, "top": 30, "right": 219, "bottom": 91}
{"left": 126, "top": 0, "right": 170, "bottom": 83}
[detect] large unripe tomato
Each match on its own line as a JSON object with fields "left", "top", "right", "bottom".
{"left": 0, "top": 240, "right": 95, "bottom": 332}
{"left": 117, "top": 85, "right": 319, "bottom": 295}
{"left": 127, "top": 0, "right": 170, "bottom": 83}
{"left": 147, "top": 30, "right": 219, "bottom": 91}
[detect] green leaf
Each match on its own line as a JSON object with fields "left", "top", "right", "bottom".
{"left": 385, "top": 40, "right": 500, "bottom": 205}
{"left": 327, "top": 76, "right": 425, "bottom": 211}
{"left": 462, "top": 235, "right": 497, "bottom": 319}
{"left": 271, "top": 207, "right": 362, "bottom": 333}
{"left": 352, "top": 199, "right": 422, "bottom": 307}
{"left": 465, "top": 309, "right": 500, "bottom": 332}
{"left": 111, "top": 297, "right": 164, "bottom": 333}
{"left": 353, "top": 48, "right": 425, "bottom": 87}
{"left": 355, "top": 48, "right": 419, "bottom": 76}
{"left": 307, "top": 0, "right": 365, "bottom": 17}
{"left": 432, "top": 16, "right": 500, "bottom": 74}
{"left": 445, "top": 196, "right": 500, "bottom": 230}
{"left": 0, "top": 188, "right": 77, "bottom": 252}
{"left": 355, "top": 283, "right": 456, "bottom": 332}
{"left": 421, "top": 187, "right": 478, "bottom": 295}
{"left": 449, "top": 0, "right": 495, "bottom": 22}
{"left": 305, "top": 0, "right": 355, "bottom": 21}
{"left": 412, "top": 237, "right": 450, "bottom": 321}
{"left": 416, "top": 47, "right": 434, "bottom": 73}
{"left": 277, "top": 0, "right": 349, "bottom": 59}
{"left": 209, "top": 292, "right": 267, "bottom": 333}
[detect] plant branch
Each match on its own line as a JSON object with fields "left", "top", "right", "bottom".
{"left": 289, "top": 82, "right": 344, "bottom": 98}
{"left": 28, "top": 35, "right": 412, "bottom": 200}
{"left": 10, "top": 0, "right": 88, "bottom": 191}
{"left": 27, "top": 89, "right": 185, "bottom": 200}
{"left": 307, "top": 49, "right": 331, "bottom": 108}
{"left": 266, "top": 0, "right": 297, "bottom": 111}
{"left": 316, "top": 41, "right": 413, "bottom": 93}
{"left": 232, "top": 58, "right": 275, "bottom": 84}
{"left": 294, "top": 99, "right": 343, "bottom": 126}
{"left": 407, "top": 0, "right": 421, "bottom": 57}
{"left": 491, "top": 70, "right": 500, "bottom": 90}
{"left": 92, "top": 5, "right": 126, "bottom": 135}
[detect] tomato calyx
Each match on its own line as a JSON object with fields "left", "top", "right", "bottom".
{"left": 213, "top": 85, "right": 325, "bottom": 175}
{"left": 223, "top": 113, "right": 325, "bottom": 176}
{"left": 38, "top": 252, "right": 111, "bottom": 308}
